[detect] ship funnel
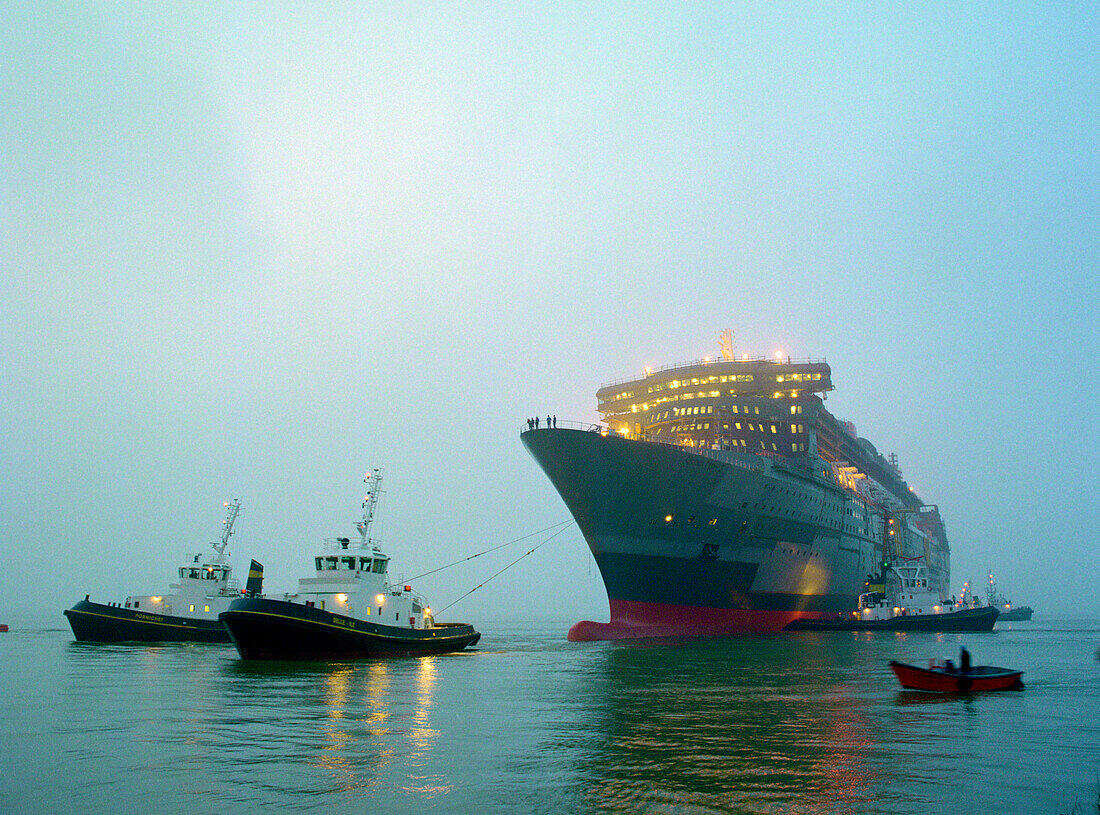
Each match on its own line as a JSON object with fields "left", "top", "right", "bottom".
{"left": 245, "top": 560, "right": 264, "bottom": 597}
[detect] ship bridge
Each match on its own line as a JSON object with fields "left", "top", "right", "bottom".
{"left": 597, "top": 355, "right": 832, "bottom": 455}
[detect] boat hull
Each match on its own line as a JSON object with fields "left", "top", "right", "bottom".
{"left": 64, "top": 600, "right": 230, "bottom": 643}
{"left": 784, "top": 605, "right": 998, "bottom": 633}
{"left": 522, "top": 428, "right": 910, "bottom": 640}
{"left": 998, "top": 606, "right": 1033, "bottom": 621}
{"left": 218, "top": 597, "right": 481, "bottom": 660}
{"left": 889, "top": 660, "right": 1023, "bottom": 692}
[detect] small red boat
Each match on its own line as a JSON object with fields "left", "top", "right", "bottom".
{"left": 890, "top": 658, "right": 1023, "bottom": 692}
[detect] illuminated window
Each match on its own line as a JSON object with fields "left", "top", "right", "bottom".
{"left": 189, "top": 604, "right": 195, "bottom": 612}
{"left": 204, "top": 605, "right": 210, "bottom": 612}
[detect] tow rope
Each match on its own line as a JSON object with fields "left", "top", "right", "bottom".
{"left": 406, "top": 519, "right": 575, "bottom": 582}
{"left": 434, "top": 520, "right": 576, "bottom": 614}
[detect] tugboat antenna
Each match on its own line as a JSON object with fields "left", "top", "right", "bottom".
{"left": 358, "top": 469, "right": 383, "bottom": 549}
{"left": 212, "top": 499, "right": 242, "bottom": 559}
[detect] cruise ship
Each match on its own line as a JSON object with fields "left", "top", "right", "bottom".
{"left": 522, "top": 331, "right": 950, "bottom": 640}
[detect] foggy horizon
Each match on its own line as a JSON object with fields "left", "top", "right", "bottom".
{"left": 3, "top": 3, "right": 1098, "bottom": 628}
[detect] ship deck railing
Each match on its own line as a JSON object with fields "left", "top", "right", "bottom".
{"left": 598, "top": 355, "right": 829, "bottom": 389}
{"left": 518, "top": 421, "right": 771, "bottom": 468}
{"left": 520, "top": 419, "right": 605, "bottom": 434}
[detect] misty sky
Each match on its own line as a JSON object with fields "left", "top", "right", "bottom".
{"left": 3, "top": 3, "right": 1097, "bottom": 626}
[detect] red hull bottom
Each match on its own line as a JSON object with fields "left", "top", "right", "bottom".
{"left": 568, "top": 599, "right": 830, "bottom": 641}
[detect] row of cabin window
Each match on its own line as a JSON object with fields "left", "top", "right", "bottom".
{"left": 649, "top": 404, "right": 808, "bottom": 423}
{"left": 315, "top": 556, "right": 388, "bottom": 573}
{"left": 178, "top": 567, "right": 226, "bottom": 580}
{"left": 652, "top": 374, "right": 757, "bottom": 393}
{"left": 713, "top": 439, "right": 808, "bottom": 452}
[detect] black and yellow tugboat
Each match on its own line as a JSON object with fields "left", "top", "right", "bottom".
{"left": 219, "top": 469, "right": 480, "bottom": 660}
{"left": 65, "top": 499, "right": 263, "bottom": 643}
{"left": 785, "top": 558, "right": 998, "bottom": 632}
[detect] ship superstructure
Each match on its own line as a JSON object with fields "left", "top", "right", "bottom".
{"left": 522, "top": 331, "right": 950, "bottom": 640}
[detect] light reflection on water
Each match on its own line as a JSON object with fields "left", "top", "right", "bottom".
{"left": 570, "top": 635, "right": 888, "bottom": 814}
{"left": 2, "top": 621, "right": 1098, "bottom": 814}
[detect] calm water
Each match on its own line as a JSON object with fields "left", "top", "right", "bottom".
{"left": 2, "top": 617, "right": 1098, "bottom": 814}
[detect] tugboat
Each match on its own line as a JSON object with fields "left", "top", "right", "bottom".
{"left": 890, "top": 647, "right": 1024, "bottom": 692}
{"left": 986, "top": 571, "right": 1034, "bottom": 621}
{"left": 219, "top": 469, "right": 481, "bottom": 660}
{"left": 786, "top": 558, "right": 999, "bottom": 632}
{"left": 64, "top": 500, "right": 263, "bottom": 643}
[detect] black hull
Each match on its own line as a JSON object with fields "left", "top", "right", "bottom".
{"left": 521, "top": 427, "right": 953, "bottom": 638}
{"left": 219, "top": 597, "right": 481, "bottom": 660}
{"left": 998, "top": 607, "right": 1033, "bottom": 621}
{"left": 64, "top": 600, "right": 230, "bottom": 643}
{"left": 784, "top": 605, "right": 999, "bottom": 632}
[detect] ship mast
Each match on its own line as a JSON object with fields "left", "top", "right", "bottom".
{"left": 211, "top": 499, "right": 241, "bottom": 562}
{"left": 357, "top": 468, "right": 383, "bottom": 551}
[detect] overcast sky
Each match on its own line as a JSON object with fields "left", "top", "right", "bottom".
{"left": 3, "top": 3, "right": 1097, "bottom": 627}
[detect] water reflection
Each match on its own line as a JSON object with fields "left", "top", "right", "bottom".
{"left": 572, "top": 635, "right": 888, "bottom": 814}
{"left": 217, "top": 656, "right": 449, "bottom": 799}
{"left": 403, "top": 656, "right": 452, "bottom": 799}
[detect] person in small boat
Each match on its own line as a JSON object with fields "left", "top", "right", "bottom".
{"left": 960, "top": 646, "right": 971, "bottom": 673}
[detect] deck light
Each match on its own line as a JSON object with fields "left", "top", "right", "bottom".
{"left": 376, "top": 594, "right": 385, "bottom": 605}
{"left": 337, "top": 593, "right": 348, "bottom": 603}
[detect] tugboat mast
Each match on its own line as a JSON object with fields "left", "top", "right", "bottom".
{"left": 212, "top": 499, "right": 241, "bottom": 561}
{"left": 357, "top": 469, "right": 383, "bottom": 551}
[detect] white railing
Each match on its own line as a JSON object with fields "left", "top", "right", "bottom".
{"left": 519, "top": 418, "right": 604, "bottom": 433}
{"left": 598, "top": 355, "right": 829, "bottom": 390}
